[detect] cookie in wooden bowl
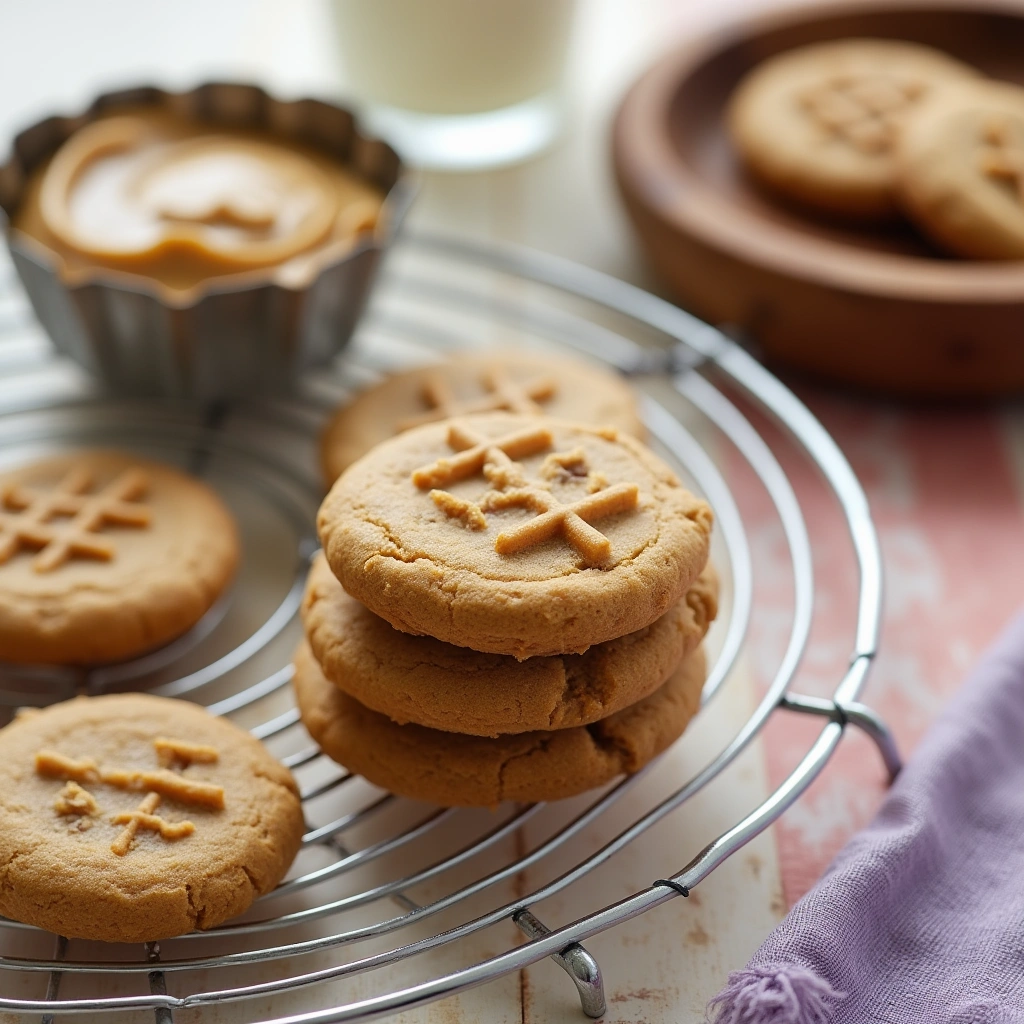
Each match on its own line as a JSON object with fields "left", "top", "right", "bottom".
{"left": 898, "top": 80, "right": 1024, "bottom": 259}
{"left": 728, "top": 38, "right": 978, "bottom": 219}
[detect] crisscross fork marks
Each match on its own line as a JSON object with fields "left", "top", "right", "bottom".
{"left": 154, "top": 737, "right": 220, "bottom": 769}
{"left": 110, "top": 791, "right": 195, "bottom": 856}
{"left": 398, "top": 367, "right": 557, "bottom": 431}
{"left": 35, "top": 739, "right": 223, "bottom": 856}
{"left": 485, "top": 481, "right": 639, "bottom": 563}
{"left": 800, "top": 74, "right": 924, "bottom": 154}
{"left": 0, "top": 466, "right": 151, "bottom": 572}
{"left": 412, "top": 421, "right": 553, "bottom": 490}
{"left": 54, "top": 781, "right": 98, "bottom": 818}
{"left": 980, "top": 119, "right": 1024, "bottom": 202}
{"left": 417, "top": 423, "right": 640, "bottom": 561}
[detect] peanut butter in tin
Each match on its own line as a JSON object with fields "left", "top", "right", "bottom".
{"left": 12, "top": 110, "right": 384, "bottom": 295}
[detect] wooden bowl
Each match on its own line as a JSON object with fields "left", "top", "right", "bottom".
{"left": 613, "top": 0, "right": 1024, "bottom": 397}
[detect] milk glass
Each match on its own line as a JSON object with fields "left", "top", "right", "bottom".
{"left": 329, "top": 0, "right": 577, "bottom": 169}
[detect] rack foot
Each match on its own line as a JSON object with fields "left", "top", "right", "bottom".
{"left": 780, "top": 693, "right": 902, "bottom": 783}
{"left": 145, "top": 942, "right": 173, "bottom": 1024}
{"left": 514, "top": 909, "right": 607, "bottom": 1018}
{"left": 40, "top": 934, "right": 67, "bottom": 1024}
{"left": 843, "top": 701, "right": 902, "bottom": 782}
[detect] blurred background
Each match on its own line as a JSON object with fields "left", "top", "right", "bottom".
{"left": 0, "top": 0, "right": 772, "bottom": 279}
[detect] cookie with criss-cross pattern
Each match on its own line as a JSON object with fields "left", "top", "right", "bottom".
{"left": 729, "top": 39, "right": 978, "bottom": 219}
{"left": 0, "top": 450, "right": 239, "bottom": 664}
{"left": 294, "top": 639, "right": 707, "bottom": 805}
{"left": 319, "top": 349, "right": 646, "bottom": 484}
{"left": 897, "top": 81, "right": 1024, "bottom": 259}
{"left": 317, "top": 413, "right": 712, "bottom": 659}
{"left": 302, "top": 550, "right": 717, "bottom": 736}
{"left": 0, "top": 693, "right": 303, "bottom": 942}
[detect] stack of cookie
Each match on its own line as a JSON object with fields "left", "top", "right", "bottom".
{"left": 294, "top": 395, "right": 717, "bottom": 807}
{"left": 729, "top": 38, "right": 1024, "bottom": 260}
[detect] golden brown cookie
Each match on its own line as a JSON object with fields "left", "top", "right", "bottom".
{"left": 898, "top": 81, "right": 1024, "bottom": 259}
{"left": 319, "top": 350, "right": 646, "bottom": 484}
{"left": 0, "top": 693, "right": 304, "bottom": 942}
{"left": 729, "top": 39, "right": 978, "bottom": 219}
{"left": 318, "top": 413, "right": 713, "bottom": 659}
{"left": 0, "top": 450, "right": 240, "bottom": 664}
{"left": 302, "top": 551, "right": 717, "bottom": 736}
{"left": 293, "top": 640, "right": 706, "bottom": 806}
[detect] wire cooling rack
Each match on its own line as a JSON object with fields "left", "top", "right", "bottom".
{"left": 0, "top": 231, "right": 899, "bottom": 1023}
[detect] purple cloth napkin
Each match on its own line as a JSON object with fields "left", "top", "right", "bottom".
{"left": 709, "top": 611, "right": 1024, "bottom": 1024}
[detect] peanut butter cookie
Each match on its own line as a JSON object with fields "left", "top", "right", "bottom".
{"left": 302, "top": 551, "right": 717, "bottom": 736}
{"left": 293, "top": 640, "right": 706, "bottom": 806}
{"left": 317, "top": 413, "right": 713, "bottom": 659}
{"left": 729, "top": 39, "right": 978, "bottom": 218}
{"left": 319, "top": 350, "right": 646, "bottom": 483}
{"left": 898, "top": 81, "right": 1024, "bottom": 259}
{"left": 0, "top": 450, "right": 239, "bottom": 664}
{"left": 0, "top": 693, "right": 304, "bottom": 942}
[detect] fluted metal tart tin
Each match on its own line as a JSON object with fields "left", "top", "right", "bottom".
{"left": 0, "top": 82, "right": 414, "bottom": 400}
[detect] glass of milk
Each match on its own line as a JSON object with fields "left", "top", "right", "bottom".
{"left": 328, "top": 0, "right": 577, "bottom": 170}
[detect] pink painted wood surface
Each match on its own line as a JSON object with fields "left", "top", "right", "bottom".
{"left": 747, "top": 392, "right": 1024, "bottom": 906}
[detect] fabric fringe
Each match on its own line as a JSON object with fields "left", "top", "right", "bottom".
{"left": 706, "top": 963, "right": 846, "bottom": 1024}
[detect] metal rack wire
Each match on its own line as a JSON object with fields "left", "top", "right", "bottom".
{"left": 0, "top": 231, "right": 899, "bottom": 1023}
